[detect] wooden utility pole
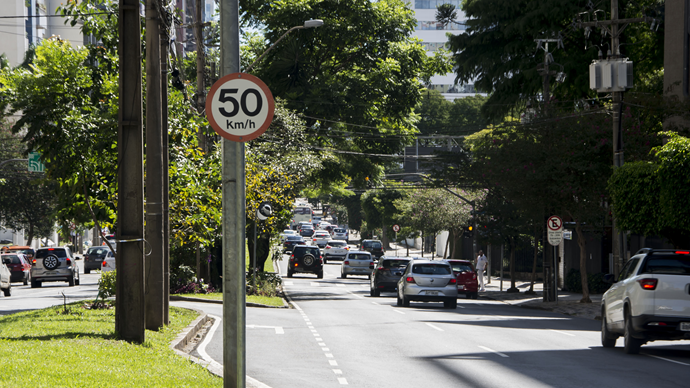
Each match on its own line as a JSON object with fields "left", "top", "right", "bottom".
{"left": 117, "top": 0, "right": 146, "bottom": 343}
{"left": 195, "top": 0, "right": 207, "bottom": 152}
{"left": 145, "top": 0, "right": 166, "bottom": 330}
{"left": 161, "top": 10, "right": 171, "bottom": 326}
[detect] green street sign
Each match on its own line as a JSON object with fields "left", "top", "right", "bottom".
{"left": 28, "top": 152, "right": 45, "bottom": 173}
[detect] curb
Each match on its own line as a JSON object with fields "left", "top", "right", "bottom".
{"left": 170, "top": 294, "right": 289, "bottom": 308}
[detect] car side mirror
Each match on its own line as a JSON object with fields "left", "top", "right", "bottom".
{"left": 603, "top": 273, "right": 616, "bottom": 284}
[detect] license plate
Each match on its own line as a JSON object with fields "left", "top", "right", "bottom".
{"left": 680, "top": 322, "right": 690, "bottom": 331}
{"left": 458, "top": 285, "right": 465, "bottom": 290}
{"left": 424, "top": 291, "right": 439, "bottom": 296}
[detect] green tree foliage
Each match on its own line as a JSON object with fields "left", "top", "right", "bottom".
{"left": 360, "top": 186, "right": 405, "bottom": 245}
{"left": 444, "top": 0, "right": 664, "bottom": 120}
{"left": 416, "top": 89, "right": 489, "bottom": 136}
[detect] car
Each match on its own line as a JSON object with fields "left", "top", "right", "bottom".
{"left": 299, "top": 224, "right": 315, "bottom": 237}
{"left": 283, "top": 235, "right": 305, "bottom": 253}
{"left": 83, "top": 246, "right": 113, "bottom": 274}
{"left": 601, "top": 248, "right": 690, "bottom": 354}
{"left": 312, "top": 216, "right": 322, "bottom": 228}
{"left": 311, "top": 231, "right": 331, "bottom": 248}
{"left": 396, "top": 259, "right": 458, "bottom": 309}
{"left": 318, "top": 221, "right": 331, "bottom": 230}
{"left": 279, "top": 229, "right": 298, "bottom": 243}
{"left": 370, "top": 256, "right": 411, "bottom": 297}
{"left": 331, "top": 228, "right": 349, "bottom": 242}
{"left": 341, "top": 251, "right": 375, "bottom": 279}
{"left": 101, "top": 250, "right": 116, "bottom": 272}
{"left": 1, "top": 253, "right": 31, "bottom": 285}
{"left": 1, "top": 255, "right": 12, "bottom": 296}
{"left": 287, "top": 245, "right": 323, "bottom": 278}
{"left": 322, "top": 240, "right": 350, "bottom": 263}
{"left": 297, "top": 221, "right": 311, "bottom": 231}
{"left": 30, "top": 246, "right": 81, "bottom": 288}
{"left": 447, "top": 259, "right": 479, "bottom": 299}
{"left": 360, "top": 239, "right": 384, "bottom": 259}
{"left": 0, "top": 245, "right": 35, "bottom": 262}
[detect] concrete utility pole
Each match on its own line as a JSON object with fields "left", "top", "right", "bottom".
{"left": 220, "top": 0, "right": 245, "bottom": 387}
{"left": 195, "top": 0, "right": 207, "bottom": 152}
{"left": 145, "top": 0, "right": 166, "bottom": 330}
{"left": 117, "top": 0, "right": 146, "bottom": 343}
{"left": 161, "top": 17, "right": 171, "bottom": 325}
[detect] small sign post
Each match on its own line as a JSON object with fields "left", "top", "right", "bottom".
{"left": 547, "top": 215, "right": 563, "bottom": 303}
{"left": 28, "top": 152, "right": 45, "bottom": 173}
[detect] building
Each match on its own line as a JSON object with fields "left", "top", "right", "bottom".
{"left": 411, "top": 0, "right": 476, "bottom": 100}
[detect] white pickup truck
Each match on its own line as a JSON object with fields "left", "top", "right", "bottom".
{"left": 601, "top": 248, "right": 690, "bottom": 354}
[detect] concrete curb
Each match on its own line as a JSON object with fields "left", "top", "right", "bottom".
{"left": 170, "top": 294, "right": 289, "bottom": 308}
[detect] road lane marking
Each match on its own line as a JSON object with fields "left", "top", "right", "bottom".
{"left": 426, "top": 323, "right": 444, "bottom": 332}
{"left": 647, "top": 355, "right": 690, "bottom": 366}
{"left": 478, "top": 346, "right": 509, "bottom": 358}
{"left": 246, "top": 325, "right": 284, "bottom": 334}
{"left": 196, "top": 314, "right": 223, "bottom": 371}
{"left": 338, "top": 377, "right": 348, "bottom": 385}
{"left": 318, "top": 342, "right": 326, "bottom": 346}
{"left": 329, "top": 360, "right": 338, "bottom": 366}
{"left": 333, "top": 369, "right": 342, "bottom": 375}
{"left": 322, "top": 347, "right": 330, "bottom": 351}
{"left": 325, "top": 353, "right": 334, "bottom": 358}
{"left": 336, "top": 284, "right": 345, "bottom": 287}
{"left": 549, "top": 329, "right": 575, "bottom": 337}
{"left": 283, "top": 281, "right": 293, "bottom": 286}
{"left": 310, "top": 282, "right": 321, "bottom": 287}
{"left": 394, "top": 310, "right": 405, "bottom": 315}
{"left": 371, "top": 302, "right": 380, "bottom": 305}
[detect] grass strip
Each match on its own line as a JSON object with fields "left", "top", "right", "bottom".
{"left": 0, "top": 301, "right": 222, "bottom": 387}
{"left": 172, "top": 293, "right": 284, "bottom": 307}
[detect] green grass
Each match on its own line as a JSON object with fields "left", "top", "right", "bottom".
{"left": 172, "top": 292, "right": 284, "bottom": 307}
{"left": 0, "top": 302, "right": 222, "bottom": 387}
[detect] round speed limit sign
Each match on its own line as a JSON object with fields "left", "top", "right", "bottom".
{"left": 206, "top": 73, "right": 275, "bottom": 142}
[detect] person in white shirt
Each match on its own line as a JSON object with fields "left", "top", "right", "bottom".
{"left": 475, "top": 250, "right": 488, "bottom": 292}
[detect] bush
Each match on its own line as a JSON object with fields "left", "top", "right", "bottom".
{"left": 565, "top": 269, "right": 611, "bottom": 294}
{"left": 98, "top": 270, "right": 117, "bottom": 298}
{"left": 170, "top": 264, "right": 196, "bottom": 292}
{"left": 247, "top": 270, "right": 282, "bottom": 297}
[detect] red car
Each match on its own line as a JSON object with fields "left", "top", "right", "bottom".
{"left": 1, "top": 253, "right": 31, "bottom": 285}
{"left": 447, "top": 259, "right": 479, "bottom": 299}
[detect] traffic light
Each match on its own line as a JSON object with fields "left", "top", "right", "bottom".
{"left": 464, "top": 225, "right": 474, "bottom": 238}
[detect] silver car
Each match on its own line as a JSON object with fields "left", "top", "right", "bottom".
{"left": 331, "top": 228, "right": 349, "bottom": 242}
{"left": 341, "top": 251, "right": 374, "bottom": 279}
{"left": 322, "top": 240, "right": 349, "bottom": 263}
{"left": 30, "top": 246, "right": 81, "bottom": 288}
{"left": 397, "top": 260, "right": 458, "bottom": 309}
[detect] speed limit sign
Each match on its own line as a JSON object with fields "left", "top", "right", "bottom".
{"left": 206, "top": 73, "right": 275, "bottom": 142}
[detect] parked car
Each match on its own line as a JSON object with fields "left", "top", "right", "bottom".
{"left": 1, "top": 246, "right": 35, "bottom": 262}
{"left": 283, "top": 235, "right": 305, "bottom": 253}
{"left": 280, "top": 229, "right": 298, "bottom": 243}
{"left": 101, "top": 250, "right": 116, "bottom": 272}
{"left": 1, "top": 255, "right": 12, "bottom": 296}
{"left": 1, "top": 253, "right": 31, "bottom": 285}
{"left": 84, "top": 246, "right": 113, "bottom": 274}
{"left": 30, "top": 246, "right": 80, "bottom": 288}
{"left": 311, "top": 231, "right": 331, "bottom": 248}
{"left": 331, "top": 228, "right": 349, "bottom": 242}
{"left": 601, "top": 248, "right": 690, "bottom": 354}
{"left": 323, "top": 240, "right": 350, "bottom": 263}
{"left": 370, "top": 256, "right": 411, "bottom": 297}
{"left": 341, "top": 251, "right": 375, "bottom": 279}
{"left": 397, "top": 259, "right": 458, "bottom": 309}
{"left": 300, "top": 224, "right": 315, "bottom": 237}
{"left": 360, "top": 239, "right": 384, "bottom": 259}
{"left": 288, "top": 245, "right": 323, "bottom": 278}
{"left": 447, "top": 259, "right": 479, "bottom": 299}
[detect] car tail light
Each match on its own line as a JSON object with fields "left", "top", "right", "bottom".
{"left": 345, "top": 247, "right": 350, "bottom": 250}
{"left": 313, "top": 238, "right": 317, "bottom": 241}
{"left": 344, "top": 260, "right": 349, "bottom": 265}
{"left": 647, "top": 322, "right": 668, "bottom": 326}
{"left": 102, "top": 260, "right": 107, "bottom": 267}
{"left": 449, "top": 278, "right": 457, "bottom": 284}
{"left": 675, "top": 251, "right": 690, "bottom": 254}
{"left": 32, "top": 259, "right": 36, "bottom": 266}
{"left": 405, "top": 276, "right": 415, "bottom": 283}
{"left": 638, "top": 278, "right": 658, "bottom": 290}
{"left": 325, "top": 245, "right": 331, "bottom": 249}
{"left": 66, "top": 258, "right": 71, "bottom": 265}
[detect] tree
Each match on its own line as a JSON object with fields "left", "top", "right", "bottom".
{"left": 416, "top": 89, "right": 489, "bottom": 137}
{"left": 361, "top": 187, "right": 405, "bottom": 248}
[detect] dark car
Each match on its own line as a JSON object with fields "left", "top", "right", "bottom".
{"left": 83, "top": 246, "right": 113, "bottom": 274}
{"left": 299, "top": 224, "right": 315, "bottom": 237}
{"left": 1, "top": 253, "right": 31, "bottom": 285}
{"left": 283, "top": 235, "right": 305, "bottom": 253}
{"left": 370, "top": 257, "right": 410, "bottom": 297}
{"left": 447, "top": 259, "right": 479, "bottom": 299}
{"left": 360, "top": 239, "right": 384, "bottom": 259}
{"left": 288, "top": 245, "right": 323, "bottom": 278}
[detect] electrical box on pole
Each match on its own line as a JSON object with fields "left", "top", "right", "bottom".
{"left": 589, "top": 59, "right": 633, "bottom": 92}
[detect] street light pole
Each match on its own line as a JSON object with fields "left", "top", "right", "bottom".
{"left": 245, "top": 19, "right": 324, "bottom": 73}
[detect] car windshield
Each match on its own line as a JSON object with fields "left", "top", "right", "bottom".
{"left": 334, "top": 229, "right": 346, "bottom": 233}
{"left": 295, "top": 207, "right": 311, "bottom": 215}
{"left": 296, "top": 247, "right": 320, "bottom": 256}
{"left": 349, "top": 254, "right": 371, "bottom": 261}
{"left": 328, "top": 241, "right": 346, "bottom": 247}
{"left": 450, "top": 263, "right": 474, "bottom": 272}
{"left": 36, "top": 249, "right": 67, "bottom": 258}
{"left": 302, "top": 225, "right": 313, "bottom": 229}
{"left": 4, "top": 255, "right": 21, "bottom": 264}
{"left": 640, "top": 254, "right": 690, "bottom": 275}
{"left": 88, "top": 247, "right": 112, "bottom": 255}
{"left": 363, "top": 241, "right": 381, "bottom": 248}
{"left": 412, "top": 264, "right": 451, "bottom": 275}
{"left": 287, "top": 236, "right": 303, "bottom": 241}
{"left": 382, "top": 259, "right": 409, "bottom": 268}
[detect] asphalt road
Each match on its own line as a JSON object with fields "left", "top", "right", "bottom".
{"left": 0, "top": 260, "right": 100, "bottom": 315}
{"left": 174, "top": 254, "right": 690, "bottom": 388}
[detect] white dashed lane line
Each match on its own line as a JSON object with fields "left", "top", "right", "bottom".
{"left": 647, "top": 355, "right": 690, "bottom": 366}
{"left": 549, "top": 329, "right": 575, "bottom": 337}
{"left": 478, "top": 345, "right": 509, "bottom": 358}
{"left": 426, "top": 322, "right": 444, "bottom": 332}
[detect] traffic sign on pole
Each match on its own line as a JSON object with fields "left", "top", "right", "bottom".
{"left": 28, "top": 152, "right": 45, "bottom": 172}
{"left": 547, "top": 215, "right": 563, "bottom": 246}
{"left": 392, "top": 224, "right": 400, "bottom": 233}
{"left": 206, "top": 72, "right": 275, "bottom": 142}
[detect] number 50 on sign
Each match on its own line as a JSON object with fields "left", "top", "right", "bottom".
{"left": 206, "top": 73, "right": 275, "bottom": 142}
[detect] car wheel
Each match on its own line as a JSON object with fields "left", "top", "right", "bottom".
{"left": 465, "top": 293, "right": 472, "bottom": 299}
{"left": 317, "top": 271, "right": 323, "bottom": 279}
{"left": 601, "top": 312, "right": 618, "bottom": 348}
{"left": 68, "top": 274, "right": 75, "bottom": 287}
{"left": 624, "top": 310, "right": 643, "bottom": 354}
{"left": 287, "top": 269, "right": 293, "bottom": 278}
{"left": 401, "top": 294, "right": 410, "bottom": 307}
{"left": 444, "top": 298, "right": 457, "bottom": 309}
{"left": 85, "top": 268, "right": 91, "bottom": 274}
{"left": 323, "top": 258, "right": 327, "bottom": 264}
{"left": 341, "top": 273, "right": 347, "bottom": 279}
{"left": 3, "top": 283, "right": 11, "bottom": 297}
{"left": 31, "top": 279, "right": 39, "bottom": 288}
{"left": 396, "top": 293, "right": 403, "bottom": 307}
{"left": 75, "top": 272, "right": 80, "bottom": 286}
{"left": 23, "top": 273, "right": 29, "bottom": 286}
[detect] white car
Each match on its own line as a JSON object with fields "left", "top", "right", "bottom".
{"left": 322, "top": 240, "right": 349, "bottom": 263}
{"left": 318, "top": 221, "right": 331, "bottom": 230}
{"left": 311, "top": 231, "right": 331, "bottom": 248}
{"left": 279, "top": 229, "right": 298, "bottom": 243}
{"left": 0, "top": 256, "right": 11, "bottom": 296}
{"left": 101, "top": 250, "right": 116, "bottom": 272}
{"left": 341, "top": 251, "right": 375, "bottom": 279}
{"left": 331, "top": 227, "right": 348, "bottom": 241}
{"left": 601, "top": 248, "right": 690, "bottom": 354}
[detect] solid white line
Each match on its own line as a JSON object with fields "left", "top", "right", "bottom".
{"left": 197, "top": 314, "right": 223, "bottom": 370}
{"left": 426, "top": 323, "right": 444, "bottom": 332}
{"left": 283, "top": 281, "right": 293, "bottom": 286}
{"left": 310, "top": 282, "right": 321, "bottom": 287}
{"left": 478, "top": 345, "right": 509, "bottom": 358}
{"left": 371, "top": 301, "right": 380, "bottom": 305}
{"left": 647, "top": 354, "right": 690, "bottom": 366}
{"left": 336, "top": 284, "right": 345, "bottom": 287}
{"left": 338, "top": 377, "right": 348, "bottom": 385}
{"left": 549, "top": 329, "right": 575, "bottom": 337}
{"left": 394, "top": 310, "right": 405, "bottom": 315}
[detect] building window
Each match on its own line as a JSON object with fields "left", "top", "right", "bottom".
{"left": 415, "top": 0, "right": 463, "bottom": 9}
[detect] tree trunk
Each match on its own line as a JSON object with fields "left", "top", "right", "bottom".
{"left": 254, "top": 235, "right": 271, "bottom": 272}
{"left": 527, "top": 228, "right": 539, "bottom": 294}
{"left": 420, "top": 231, "right": 424, "bottom": 258}
{"left": 575, "top": 220, "right": 591, "bottom": 303}
{"left": 507, "top": 236, "right": 519, "bottom": 293}
{"left": 27, "top": 224, "right": 34, "bottom": 249}
{"left": 443, "top": 230, "right": 450, "bottom": 259}
{"left": 195, "top": 240, "right": 201, "bottom": 280}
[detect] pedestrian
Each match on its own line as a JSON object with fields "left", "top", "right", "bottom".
{"left": 476, "top": 250, "right": 488, "bottom": 292}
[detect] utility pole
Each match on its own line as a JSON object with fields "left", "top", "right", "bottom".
{"left": 117, "top": 0, "right": 146, "bottom": 343}
{"left": 145, "top": 0, "right": 166, "bottom": 330}
{"left": 161, "top": 15, "right": 171, "bottom": 325}
{"left": 220, "top": 0, "right": 245, "bottom": 387}
{"left": 535, "top": 38, "right": 565, "bottom": 116}
{"left": 195, "top": 0, "right": 207, "bottom": 152}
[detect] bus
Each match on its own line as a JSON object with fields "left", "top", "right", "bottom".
{"left": 290, "top": 206, "right": 313, "bottom": 229}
